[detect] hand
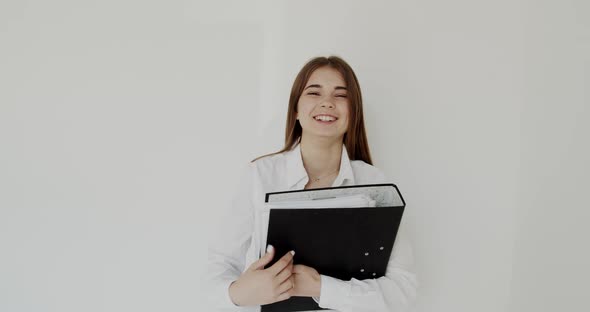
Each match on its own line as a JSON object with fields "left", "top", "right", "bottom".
{"left": 228, "top": 245, "right": 295, "bottom": 306}
{"left": 292, "top": 264, "right": 321, "bottom": 298}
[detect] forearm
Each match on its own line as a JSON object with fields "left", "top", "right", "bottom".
{"left": 316, "top": 270, "right": 418, "bottom": 312}
{"left": 315, "top": 232, "right": 418, "bottom": 312}
{"left": 207, "top": 250, "right": 246, "bottom": 310}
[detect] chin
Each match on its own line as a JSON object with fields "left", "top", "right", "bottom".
{"left": 305, "top": 131, "right": 345, "bottom": 141}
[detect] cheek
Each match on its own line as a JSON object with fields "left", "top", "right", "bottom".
{"left": 340, "top": 103, "right": 350, "bottom": 119}
{"left": 340, "top": 104, "right": 351, "bottom": 128}
{"left": 297, "top": 99, "right": 313, "bottom": 115}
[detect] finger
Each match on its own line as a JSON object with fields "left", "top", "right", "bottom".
{"left": 277, "top": 275, "right": 295, "bottom": 295}
{"left": 292, "top": 264, "right": 305, "bottom": 274}
{"left": 275, "top": 288, "right": 293, "bottom": 302}
{"left": 248, "top": 245, "right": 275, "bottom": 271}
{"left": 274, "top": 258, "right": 293, "bottom": 283}
{"left": 269, "top": 250, "right": 295, "bottom": 275}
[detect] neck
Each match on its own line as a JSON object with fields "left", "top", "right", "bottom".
{"left": 299, "top": 135, "right": 342, "bottom": 179}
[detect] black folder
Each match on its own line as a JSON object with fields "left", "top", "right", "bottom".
{"left": 260, "top": 184, "right": 406, "bottom": 312}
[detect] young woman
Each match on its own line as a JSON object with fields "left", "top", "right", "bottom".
{"left": 207, "top": 56, "right": 417, "bottom": 311}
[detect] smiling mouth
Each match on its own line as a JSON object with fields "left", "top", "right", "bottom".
{"left": 313, "top": 115, "right": 338, "bottom": 122}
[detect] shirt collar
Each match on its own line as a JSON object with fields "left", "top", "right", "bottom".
{"left": 285, "top": 142, "right": 355, "bottom": 190}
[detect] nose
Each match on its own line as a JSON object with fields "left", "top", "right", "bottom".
{"left": 320, "top": 100, "right": 334, "bottom": 109}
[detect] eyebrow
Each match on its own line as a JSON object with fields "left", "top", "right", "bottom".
{"left": 304, "top": 84, "right": 347, "bottom": 91}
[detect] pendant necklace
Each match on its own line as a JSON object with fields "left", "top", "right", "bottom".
{"left": 311, "top": 169, "right": 339, "bottom": 182}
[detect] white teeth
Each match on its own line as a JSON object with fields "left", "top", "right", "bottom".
{"left": 314, "top": 115, "right": 336, "bottom": 122}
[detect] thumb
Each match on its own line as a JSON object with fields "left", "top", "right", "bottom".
{"left": 292, "top": 264, "right": 303, "bottom": 274}
{"left": 249, "top": 245, "right": 275, "bottom": 271}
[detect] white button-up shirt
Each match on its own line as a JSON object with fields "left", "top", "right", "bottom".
{"left": 206, "top": 143, "right": 418, "bottom": 312}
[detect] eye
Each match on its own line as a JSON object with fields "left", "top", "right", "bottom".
{"left": 336, "top": 94, "right": 347, "bottom": 98}
{"left": 307, "top": 92, "right": 320, "bottom": 96}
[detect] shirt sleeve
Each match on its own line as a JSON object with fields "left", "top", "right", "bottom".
{"left": 205, "top": 162, "right": 260, "bottom": 311}
{"left": 315, "top": 169, "right": 419, "bottom": 312}
{"left": 316, "top": 229, "right": 418, "bottom": 312}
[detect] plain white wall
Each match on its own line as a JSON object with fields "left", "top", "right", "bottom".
{"left": 509, "top": 1, "right": 590, "bottom": 311}
{"left": 0, "top": 1, "right": 587, "bottom": 312}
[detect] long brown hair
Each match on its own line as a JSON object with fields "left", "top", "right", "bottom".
{"left": 252, "top": 55, "right": 373, "bottom": 165}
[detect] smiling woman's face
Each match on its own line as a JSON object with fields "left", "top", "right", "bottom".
{"left": 296, "top": 66, "right": 350, "bottom": 141}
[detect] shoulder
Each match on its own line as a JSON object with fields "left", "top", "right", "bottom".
{"left": 350, "top": 160, "right": 389, "bottom": 184}
{"left": 245, "top": 151, "right": 289, "bottom": 186}
{"left": 250, "top": 151, "right": 284, "bottom": 174}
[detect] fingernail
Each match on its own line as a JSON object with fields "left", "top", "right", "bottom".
{"left": 290, "top": 250, "right": 295, "bottom": 256}
{"left": 267, "top": 245, "right": 274, "bottom": 253}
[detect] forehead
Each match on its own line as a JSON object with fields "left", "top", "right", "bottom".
{"left": 305, "top": 66, "right": 346, "bottom": 87}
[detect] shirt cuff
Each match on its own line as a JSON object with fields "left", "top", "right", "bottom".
{"left": 317, "top": 274, "right": 350, "bottom": 310}
{"left": 224, "top": 279, "right": 240, "bottom": 307}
